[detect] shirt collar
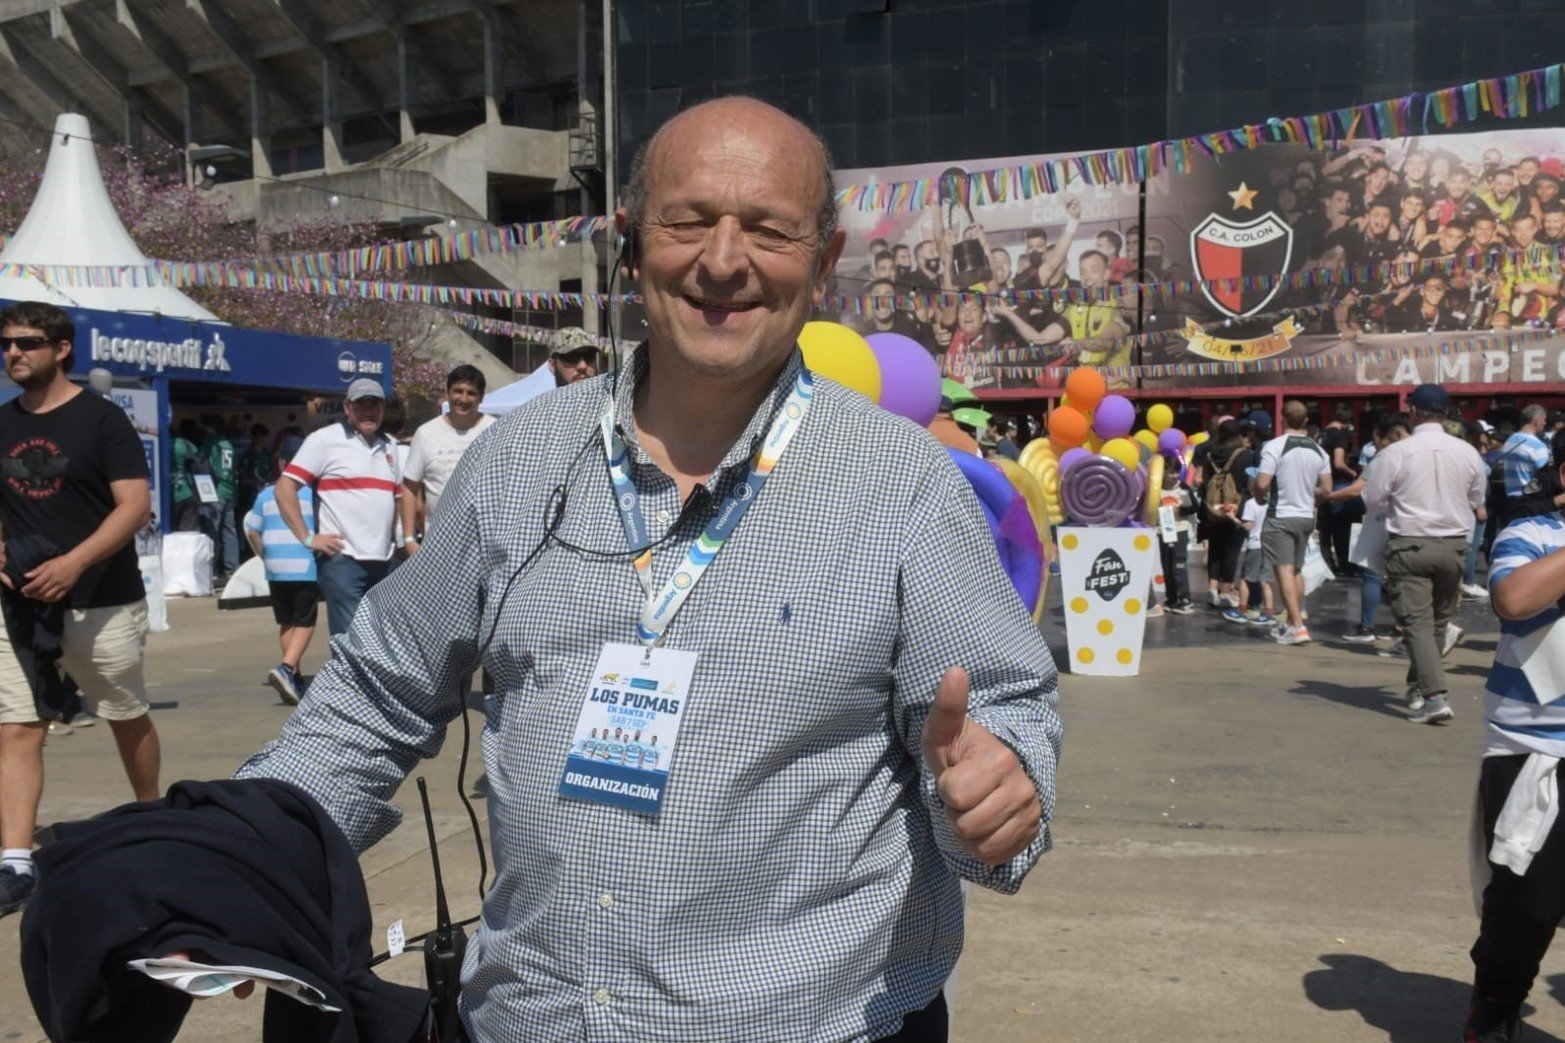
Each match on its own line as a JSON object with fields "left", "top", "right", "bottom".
{"left": 1413, "top": 421, "right": 1445, "bottom": 435}
{"left": 339, "top": 420, "right": 389, "bottom": 449}
{"left": 611, "top": 343, "right": 807, "bottom": 480}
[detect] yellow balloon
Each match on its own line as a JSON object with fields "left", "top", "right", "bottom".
{"left": 1189, "top": 431, "right": 1210, "bottom": 446}
{"left": 798, "top": 321, "right": 881, "bottom": 402}
{"left": 1143, "top": 453, "right": 1165, "bottom": 527}
{"left": 1101, "top": 437, "right": 1141, "bottom": 471}
{"left": 1147, "top": 403, "right": 1174, "bottom": 434}
{"left": 993, "top": 457, "right": 1053, "bottom": 624}
{"left": 1133, "top": 429, "right": 1159, "bottom": 453}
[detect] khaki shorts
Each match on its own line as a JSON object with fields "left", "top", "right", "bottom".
{"left": 0, "top": 600, "right": 150, "bottom": 724}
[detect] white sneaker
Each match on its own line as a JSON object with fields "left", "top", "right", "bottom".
{"left": 1220, "top": 593, "right": 1240, "bottom": 609}
{"left": 1207, "top": 590, "right": 1220, "bottom": 608}
{"left": 1404, "top": 684, "right": 1426, "bottom": 713}
{"left": 1409, "top": 695, "right": 1454, "bottom": 725}
{"left": 1442, "top": 624, "right": 1465, "bottom": 657}
{"left": 1461, "top": 582, "right": 1489, "bottom": 598}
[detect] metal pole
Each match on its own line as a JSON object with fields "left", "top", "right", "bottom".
{"left": 602, "top": 0, "right": 615, "bottom": 220}
{"left": 601, "top": 0, "right": 618, "bottom": 368}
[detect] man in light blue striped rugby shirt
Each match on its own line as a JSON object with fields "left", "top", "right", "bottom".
{"left": 1466, "top": 425, "right": 1565, "bottom": 1043}
{"left": 237, "top": 97, "right": 1061, "bottom": 1043}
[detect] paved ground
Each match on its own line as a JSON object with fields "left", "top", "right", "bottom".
{"left": 2, "top": 573, "right": 1560, "bottom": 1042}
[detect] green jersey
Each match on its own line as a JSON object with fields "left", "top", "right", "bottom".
{"left": 239, "top": 446, "right": 275, "bottom": 490}
{"left": 205, "top": 436, "right": 238, "bottom": 501}
{"left": 171, "top": 437, "right": 197, "bottom": 504}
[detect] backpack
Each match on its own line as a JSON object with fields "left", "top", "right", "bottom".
{"left": 1202, "top": 450, "right": 1242, "bottom": 523}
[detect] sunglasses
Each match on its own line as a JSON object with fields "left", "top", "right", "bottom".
{"left": 555, "top": 349, "right": 598, "bottom": 365}
{"left": 0, "top": 336, "right": 53, "bottom": 350}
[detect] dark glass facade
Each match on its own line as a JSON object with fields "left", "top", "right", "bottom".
{"left": 614, "top": 0, "right": 1565, "bottom": 177}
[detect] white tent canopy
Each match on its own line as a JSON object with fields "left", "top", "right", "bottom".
{"left": 0, "top": 113, "right": 219, "bottom": 321}
{"left": 479, "top": 362, "right": 557, "bottom": 415}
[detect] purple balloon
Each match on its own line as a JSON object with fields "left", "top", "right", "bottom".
{"left": 1058, "top": 447, "right": 1092, "bottom": 475}
{"left": 1093, "top": 394, "right": 1136, "bottom": 439}
{"left": 866, "top": 332, "right": 942, "bottom": 428}
{"left": 1157, "top": 428, "right": 1187, "bottom": 456}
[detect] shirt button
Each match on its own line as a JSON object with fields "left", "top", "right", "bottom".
{"left": 593, "top": 987, "right": 612, "bottom": 1006}
{"left": 598, "top": 892, "right": 615, "bottom": 910}
{"left": 655, "top": 508, "right": 671, "bottom": 524}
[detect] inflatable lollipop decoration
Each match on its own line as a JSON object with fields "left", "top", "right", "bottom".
{"left": 1056, "top": 446, "right": 1091, "bottom": 475}
{"left": 1143, "top": 453, "right": 1166, "bottom": 526}
{"left": 1059, "top": 456, "right": 1145, "bottom": 529}
{"left": 994, "top": 457, "right": 1055, "bottom": 621}
{"left": 947, "top": 449, "right": 1043, "bottom": 615}
{"left": 1018, "top": 438, "right": 1064, "bottom": 526}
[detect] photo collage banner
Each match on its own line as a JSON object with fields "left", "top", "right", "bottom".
{"left": 828, "top": 128, "right": 1565, "bottom": 392}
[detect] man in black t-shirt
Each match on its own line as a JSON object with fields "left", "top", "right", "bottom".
{"left": 0, "top": 302, "right": 159, "bottom": 918}
{"left": 1318, "top": 405, "right": 1361, "bottom": 577}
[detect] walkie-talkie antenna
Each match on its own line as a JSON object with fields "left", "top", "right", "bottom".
{"left": 417, "top": 777, "right": 468, "bottom": 1041}
{"left": 418, "top": 778, "right": 452, "bottom": 931}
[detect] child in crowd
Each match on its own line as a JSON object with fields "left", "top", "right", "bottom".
{"left": 241, "top": 434, "right": 317, "bottom": 706}
{"left": 1229, "top": 473, "right": 1277, "bottom": 627}
{"left": 1157, "top": 467, "right": 1197, "bottom": 614}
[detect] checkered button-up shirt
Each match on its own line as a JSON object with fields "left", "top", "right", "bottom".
{"left": 237, "top": 347, "right": 1062, "bottom": 1043}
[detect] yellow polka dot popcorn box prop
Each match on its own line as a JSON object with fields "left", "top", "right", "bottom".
{"left": 1056, "top": 526, "right": 1158, "bottom": 677}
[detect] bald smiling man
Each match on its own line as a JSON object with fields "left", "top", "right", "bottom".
{"left": 237, "top": 97, "right": 1062, "bottom": 1042}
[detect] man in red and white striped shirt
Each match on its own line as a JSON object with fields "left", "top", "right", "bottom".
{"left": 274, "top": 379, "right": 401, "bottom": 638}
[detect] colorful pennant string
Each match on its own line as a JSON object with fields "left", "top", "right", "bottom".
{"left": 835, "top": 62, "right": 1565, "bottom": 211}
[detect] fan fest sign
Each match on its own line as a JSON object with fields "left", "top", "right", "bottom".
{"left": 1055, "top": 527, "right": 1157, "bottom": 678}
{"left": 830, "top": 127, "right": 1565, "bottom": 390}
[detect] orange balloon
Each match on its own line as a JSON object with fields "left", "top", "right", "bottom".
{"left": 1064, "top": 367, "right": 1107, "bottom": 413}
{"left": 1046, "top": 405, "right": 1090, "bottom": 448}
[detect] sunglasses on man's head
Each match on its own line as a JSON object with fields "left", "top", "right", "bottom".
{"left": 555, "top": 349, "right": 597, "bottom": 365}
{"left": 0, "top": 336, "right": 53, "bottom": 350}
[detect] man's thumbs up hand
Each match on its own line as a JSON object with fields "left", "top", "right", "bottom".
{"left": 921, "top": 666, "right": 1042, "bottom": 866}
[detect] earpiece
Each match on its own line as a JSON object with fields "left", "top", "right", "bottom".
{"left": 619, "top": 226, "right": 639, "bottom": 281}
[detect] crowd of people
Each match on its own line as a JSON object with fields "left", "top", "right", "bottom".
{"left": 1282, "top": 143, "right": 1565, "bottom": 339}
{"left": 0, "top": 315, "right": 604, "bottom": 916}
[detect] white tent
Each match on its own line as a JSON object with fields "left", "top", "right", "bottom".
{"left": 479, "top": 362, "right": 557, "bottom": 415}
{"left": 0, "top": 113, "right": 219, "bottom": 321}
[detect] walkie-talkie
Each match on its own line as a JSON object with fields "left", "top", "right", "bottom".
{"left": 418, "top": 777, "right": 468, "bottom": 1042}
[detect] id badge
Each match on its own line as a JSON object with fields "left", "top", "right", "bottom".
{"left": 559, "top": 643, "right": 697, "bottom": 816}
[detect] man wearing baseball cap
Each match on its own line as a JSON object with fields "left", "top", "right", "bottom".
{"left": 1364, "top": 383, "right": 1487, "bottom": 724}
{"left": 547, "top": 327, "right": 600, "bottom": 388}
{"left": 273, "top": 378, "right": 402, "bottom": 640}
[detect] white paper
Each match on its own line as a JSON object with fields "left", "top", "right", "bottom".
{"left": 1349, "top": 514, "right": 1389, "bottom": 573}
{"left": 1518, "top": 617, "right": 1565, "bottom": 702}
{"left": 193, "top": 474, "right": 219, "bottom": 504}
{"left": 386, "top": 919, "right": 405, "bottom": 959}
{"left": 1157, "top": 505, "right": 1178, "bottom": 545}
{"left": 127, "top": 957, "right": 341, "bottom": 1012}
